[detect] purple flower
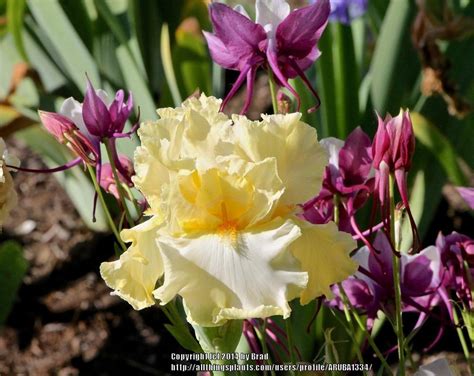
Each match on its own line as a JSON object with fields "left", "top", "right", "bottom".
{"left": 329, "top": 0, "right": 368, "bottom": 24}
{"left": 35, "top": 79, "right": 138, "bottom": 220}
{"left": 204, "top": 0, "right": 330, "bottom": 114}
{"left": 302, "top": 127, "right": 374, "bottom": 234}
{"left": 329, "top": 232, "right": 442, "bottom": 328}
{"left": 372, "top": 110, "right": 419, "bottom": 251}
{"left": 437, "top": 231, "right": 474, "bottom": 309}
{"left": 456, "top": 187, "right": 474, "bottom": 210}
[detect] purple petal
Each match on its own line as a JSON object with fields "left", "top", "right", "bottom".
{"left": 372, "top": 113, "right": 390, "bottom": 169}
{"left": 203, "top": 31, "right": 240, "bottom": 70}
{"left": 339, "top": 127, "right": 372, "bottom": 185}
{"left": 276, "top": 0, "right": 330, "bottom": 59}
{"left": 82, "top": 79, "right": 111, "bottom": 137}
{"left": 209, "top": 3, "right": 267, "bottom": 70}
{"left": 456, "top": 187, "right": 474, "bottom": 209}
{"left": 402, "top": 255, "right": 433, "bottom": 296}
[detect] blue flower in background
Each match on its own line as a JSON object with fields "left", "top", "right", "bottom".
{"left": 328, "top": 0, "right": 368, "bottom": 24}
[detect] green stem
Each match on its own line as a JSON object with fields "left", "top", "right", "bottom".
{"left": 337, "top": 283, "right": 367, "bottom": 375}
{"left": 104, "top": 141, "right": 135, "bottom": 226}
{"left": 285, "top": 318, "right": 296, "bottom": 375}
{"left": 258, "top": 320, "right": 276, "bottom": 376}
{"left": 350, "top": 308, "right": 391, "bottom": 371}
{"left": 268, "top": 71, "right": 279, "bottom": 114}
{"left": 389, "top": 173, "right": 405, "bottom": 375}
{"left": 124, "top": 184, "right": 142, "bottom": 216}
{"left": 87, "top": 165, "right": 127, "bottom": 252}
{"left": 453, "top": 304, "right": 472, "bottom": 372}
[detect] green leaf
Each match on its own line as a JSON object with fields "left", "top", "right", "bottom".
{"left": 411, "top": 112, "right": 467, "bottom": 186}
{"left": 116, "top": 44, "right": 157, "bottom": 121}
{"left": 173, "top": 30, "right": 211, "bottom": 97}
{"left": 161, "top": 23, "right": 182, "bottom": 107}
{"left": 27, "top": 0, "right": 100, "bottom": 91}
{"left": 316, "top": 29, "right": 336, "bottom": 139}
{"left": 369, "top": 0, "right": 418, "bottom": 114}
{"left": 128, "top": 0, "right": 164, "bottom": 95}
{"left": 164, "top": 323, "right": 202, "bottom": 353}
{"left": 0, "top": 241, "right": 28, "bottom": 325}
{"left": 192, "top": 320, "right": 243, "bottom": 355}
{"left": 331, "top": 23, "right": 360, "bottom": 138}
{"left": 6, "top": 0, "right": 28, "bottom": 61}
{"left": 94, "top": 0, "right": 142, "bottom": 74}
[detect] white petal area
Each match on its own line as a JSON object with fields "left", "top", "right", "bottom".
{"left": 60, "top": 97, "right": 88, "bottom": 136}
{"left": 234, "top": 4, "right": 250, "bottom": 19}
{"left": 402, "top": 245, "right": 441, "bottom": 286}
{"left": 290, "top": 219, "right": 357, "bottom": 304}
{"left": 320, "top": 137, "right": 344, "bottom": 169}
{"left": 232, "top": 113, "right": 328, "bottom": 206}
{"left": 100, "top": 217, "right": 163, "bottom": 310}
{"left": 256, "top": 0, "right": 290, "bottom": 36}
{"left": 153, "top": 219, "right": 308, "bottom": 326}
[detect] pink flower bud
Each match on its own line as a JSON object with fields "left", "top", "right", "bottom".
{"left": 99, "top": 155, "right": 134, "bottom": 199}
{"left": 372, "top": 110, "right": 415, "bottom": 172}
{"left": 39, "top": 110, "right": 99, "bottom": 166}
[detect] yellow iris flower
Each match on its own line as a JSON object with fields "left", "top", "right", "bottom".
{"left": 100, "top": 95, "right": 357, "bottom": 326}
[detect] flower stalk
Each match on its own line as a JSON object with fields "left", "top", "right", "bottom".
{"left": 104, "top": 141, "right": 135, "bottom": 226}
{"left": 389, "top": 172, "right": 405, "bottom": 374}
{"left": 87, "top": 165, "right": 127, "bottom": 252}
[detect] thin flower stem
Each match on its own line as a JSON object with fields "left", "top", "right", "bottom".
{"left": 268, "top": 71, "right": 279, "bottom": 114}
{"left": 257, "top": 320, "right": 275, "bottom": 376}
{"left": 337, "top": 283, "right": 367, "bottom": 376}
{"left": 333, "top": 198, "right": 367, "bottom": 376}
{"left": 123, "top": 184, "right": 142, "bottom": 216}
{"left": 350, "top": 308, "right": 391, "bottom": 371}
{"left": 104, "top": 141, "right": 135, "bottom": 227}
{"left": 452, "top": 304, "right": 472, "bottom": 372}
{"left": 285, "top": 319, "right": 297, "bottom": 375}
{"left": 389, "top": 173, "right": 405, "bottom": 375}
{"left": 87, "top": 165, "right": 127, "bottom": 252}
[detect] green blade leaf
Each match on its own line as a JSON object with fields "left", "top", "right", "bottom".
{"left": 369, "top": 0, "right": 418, "bottom": 114}
{"left": 27, "top": 0, "right": 99, "bottom": 91}
{"left": 0, "top": 241, "right": 28, "bottom": 325}
{"left": 411, "top": 112, "right": 467, "bottom": 186}
{"left": 6, "top": 0, "right": 28, "bottom": 61}
{"left": 161, "top": 23, "right": 182, "bottom": 107}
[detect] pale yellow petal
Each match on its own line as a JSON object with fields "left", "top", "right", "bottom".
{"left": 153, "top": 219, "right": 307, "bottom": 326}
{"left": 232, "top": 113, "right": 328, "bottom": 206}
{"left": 100, "top": 217, "right": 163, "bottom": 310}
{"left": 291, "top": 219, "right": 357, "bottom": 304}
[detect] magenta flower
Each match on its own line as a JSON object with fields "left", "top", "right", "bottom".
{"left": 204, "top": 0, "right": 330, "bottom": 114}
{"left": 329, "top": 232, "right": 443, "bottom": 329}
{"left": 437, "top": 231, "right": 474, "bottom": 309}
{"left": 302, "top": 127, "right": 374, "bottom": 234}
{"left": 11, "top": 79, "right": 139, "bottom": 220}
{"left": 372, "top": 110, "right": 419, "bottom": 251}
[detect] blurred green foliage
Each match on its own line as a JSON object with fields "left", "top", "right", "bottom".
{"left": 0, "top": 241, "right": 27, "bottom": 326}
